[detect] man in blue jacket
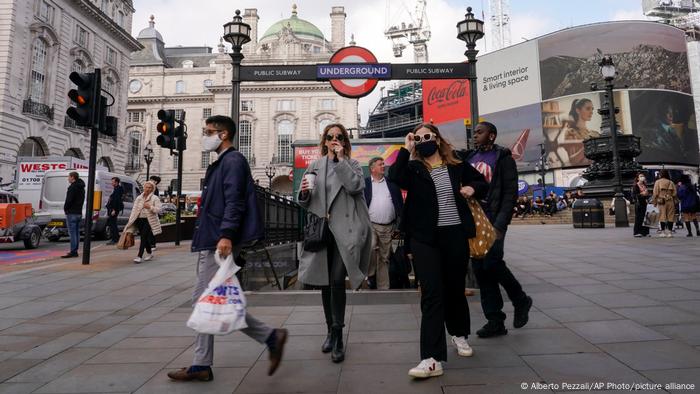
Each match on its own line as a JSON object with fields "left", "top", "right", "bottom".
{"left": 105, "top": 177, "right": 123, "bottom": 245}
{"left": 364, "top": 157, "right": 403, "bottom": 289}
{"left": 168, "top": 115, "right": 287, "bottom": 382}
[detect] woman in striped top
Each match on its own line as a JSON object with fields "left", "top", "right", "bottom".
{"left": 389, "top": 123, "right": 488, "bottom": 379}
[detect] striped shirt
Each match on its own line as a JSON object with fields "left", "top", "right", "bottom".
{"left": 430, "top": 165, "right": 462, "bottom": 226}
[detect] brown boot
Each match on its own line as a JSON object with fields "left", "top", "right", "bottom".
{"left": 268, "top": 329, "right": 288, "bottom": 376}
{"left": 167, "top": 366, "right": 213, "bottom": 382}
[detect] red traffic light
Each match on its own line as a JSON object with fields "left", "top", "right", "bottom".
{"left": 66, "top": 71, "right": 99, "bottom": 127}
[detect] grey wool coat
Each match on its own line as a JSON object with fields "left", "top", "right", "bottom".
{"left": 298, "top": 156, "right": 372, "bottom": 289}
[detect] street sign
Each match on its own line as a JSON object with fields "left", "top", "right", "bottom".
{"left": 317, "top": 63, "right": 391, "bottom": 80}
{"left": 392, "top": 63, "right": 469, "bottom": 80}
{"left": 240, "top": 65, "right": 317, "bottom": 81}
{"left": 328, "top": 46, "right": 379, "bottom": 98}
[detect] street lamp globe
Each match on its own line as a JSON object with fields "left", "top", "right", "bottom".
{"left": 456, "top": 7, "right": 484, "bottom": 50}
{"left": 223, "top": 10, "right": 251, "bottom": 50}
{"left": 599, "top": 55, "right": 616, "bottom": 80}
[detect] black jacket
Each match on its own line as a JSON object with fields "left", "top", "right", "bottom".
{"left": 64, "top": 178, "right": 85, "bottom": 215}
{"left": 388, "top": 148, "right": 488, "bottom": 244}
{"left": 463, "top": 145, "right": 518, "bottom": 232}
{"left": 105, "top": 184, "right": 124, "bottom": 213}
{"left": 364, "top": 176, "right": 404, "bottom": 225}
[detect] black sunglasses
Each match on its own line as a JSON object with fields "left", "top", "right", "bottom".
{"left": 325, "top": 133, "right": 345, "bottom": 142}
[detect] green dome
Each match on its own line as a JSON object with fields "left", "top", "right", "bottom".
{"left": 261, "top": 9, "right": 325, "bottom": 41}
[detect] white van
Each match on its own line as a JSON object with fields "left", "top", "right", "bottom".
{"left": 37, "top": 170, "right": 140, "bottom": 241}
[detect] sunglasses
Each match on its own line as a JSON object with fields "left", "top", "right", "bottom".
{"left": 325, "top": 133, "right": 345, "bottom": 142}
{"left": 413, "top": 133, "right": 436, "bottom": 143}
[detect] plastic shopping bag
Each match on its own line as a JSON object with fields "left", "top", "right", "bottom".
{"left": 643, "top": 203, "right": 659, "bottom": 228}
{"left": 187, "top": 251, "right": 248, "bottom": 335}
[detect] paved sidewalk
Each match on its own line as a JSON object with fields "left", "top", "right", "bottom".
{"left": 0, "top": 225, "right": 699, "bottom": 393}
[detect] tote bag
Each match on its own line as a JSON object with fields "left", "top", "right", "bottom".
{"left": 467, "top": 198, "right": 496, "bottom": 259}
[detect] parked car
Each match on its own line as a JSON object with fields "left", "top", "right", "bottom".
{"left": 37, "top": 170, "right": 141, "bottom": 241}
{"left": 0, "top": 191, "right": 42, "bottom": 249}
{"left": 159, "top": 203, "right": 177, "bottom": 215}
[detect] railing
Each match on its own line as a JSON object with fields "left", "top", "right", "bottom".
{"left": 64, "top": 117, "right": 87, "bottom": 130}
{"left": 254, "top": 186, "right": 304, "bottom": 247}
{"left": 22, "top": 99, "right": 54, "bottom": 121}
{"left": 361, "top": 116, "right": 423, "bottom": 136}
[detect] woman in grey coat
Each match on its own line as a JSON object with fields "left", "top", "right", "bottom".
{"left": 298, "top": 123, "right": 372, "bottom": 363}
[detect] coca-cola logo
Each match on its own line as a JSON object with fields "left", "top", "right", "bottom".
{"left": 427, "top": 80, "right": 467, "bottom": 105}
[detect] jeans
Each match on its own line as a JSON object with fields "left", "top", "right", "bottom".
{"left": 66, "top": 214, "right": 82, "bottom": 254}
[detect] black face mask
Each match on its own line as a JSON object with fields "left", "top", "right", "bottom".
{"left": 416, "top": 141, "right": 438, "bottom": 157}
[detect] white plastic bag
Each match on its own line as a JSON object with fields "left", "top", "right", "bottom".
{"left": 187, "top": 251, "right": 248, "bottom": 335}
{"left": 644, "top": 203, "right": 659, "bottom": 228}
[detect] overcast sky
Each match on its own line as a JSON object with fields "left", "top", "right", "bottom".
{"left": 130, "top": 0, "right": 648, "bottom": 123}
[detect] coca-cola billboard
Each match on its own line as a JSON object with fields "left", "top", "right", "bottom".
{"left": 422, "top": 79, "right": 470, "bottom": 125}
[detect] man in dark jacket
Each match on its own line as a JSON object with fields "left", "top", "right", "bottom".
{"left": 62, "top": 172, "right": 85, "bottom": 258}
{"left": 105, "top": 177, "right": 123, "bottom": 245}
{"left": 364, "top": 157, "right": 404, "bottom": 289}
{"left": 464, "top": 121, "right": 532, "bottom": 338}
{"left": 168, "top": 115, "right": 287, "bottom": 382}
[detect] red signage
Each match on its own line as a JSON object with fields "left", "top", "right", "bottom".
{"left": 294, "top": 146, "right": 321, "bottom": 169}
{"left": 329, "top": 46, "right": 379, "bottom": 98}
{"left": 422, "top": 79, "right": 470, "bottom": 125}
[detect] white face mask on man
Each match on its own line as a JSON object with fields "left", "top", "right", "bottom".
{"left": 202, "top": 133, "right": 223, "bottom": 152}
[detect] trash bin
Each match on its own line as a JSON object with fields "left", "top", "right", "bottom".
{"left": 572, "top": 198, "right": 605, "bottom": 228}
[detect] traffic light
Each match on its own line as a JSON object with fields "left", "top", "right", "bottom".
{"left": 156, "top": 109, "right": 175, "bottom": 150}
{"left": 67, "top": 71, "right": 100, "bottom": 127}
{"left": 97, "top": 97, "right": 118, "bottom": 137}
{"left": 174, "top": 111, "right": 187, "bottom": 152}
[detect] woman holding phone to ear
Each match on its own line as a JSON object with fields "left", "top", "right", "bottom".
{"left": 297, "top": 123, "right": 372, "bottom": 364}
{"left": 389, "top": 123, "right": 488, "bottom": 379}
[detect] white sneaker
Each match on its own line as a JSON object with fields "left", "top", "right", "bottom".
{"left": 152, "top": 245, "right": 157, "bottom": 251}
{"left": 451, "top": 336, "right": 474, "bottom": 357}
{"left": 408, "top": 358, "right": 443, "bottom": 378}
{"left": 143, "top": 253, "right": 153, "bottom": 261}
{"left": 133, "top": 257, "right": 142, "bottom": 263}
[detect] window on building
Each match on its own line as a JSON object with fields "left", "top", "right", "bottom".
{"left": 173, "top": 155, "right": 179, "bottom": 170}
{"left": 313, "top": 46, "right": 321, "bottom": 54}
{"left": 117, "top": 11, "right": 124, "bottom": 27}
{"left": 174, "top": 109, "right": 184, "bottom": 121}
{"left": 241, "top": 100, "right": 254, "bottom": 112}
{"left": 202, "top": 108, "right": 211, "bottom": 119}
{"left": 100, "top": 0, "right": 109, "bottom": 14}
{"left": 175, "top": 80, "right": 185, "bottom": 94}
{"left": 318, "top": 118, "right": 334, "bottom": 135}
{"left": 276, "top": 99, "right": 294, "bottom": 112}
{"left": 127, "top": 110, "right": 144, "bottom": 123}
{"left": 239, "top": 120, "right": 252, "bottom": 161}
{"left": 319, "top": 99, "right": 335, "bottom": 110}
{"left": 29, "top": 38, "right": 47, "bottom": 102}
{"left": 71, "top": 59, "right": 84, "bottom": 75}
{"left": 105, "top": 47, "right": 117, "bottom": 65}
{"left": 37, "top": 1, "right": 55, "bottom": 24}
{"left": 74, "top": 25, "right": 89, "bottom": 47}
{"left": 203, "top": 79, "right": 213, "bottom": 89}
{"left": 127, "top": 131, "right": 141, "bottom": 170}
{"left": 201, "top": 151, "right": 211, "bottom": 169}
{"left": 19, "top": 138, "right": 46, "bottom": 156}
{"left": 183, "top": 60, "right": 194, "bottom": 68}
{"left": 277, "top": 120, "right": 294, "bottom": 164}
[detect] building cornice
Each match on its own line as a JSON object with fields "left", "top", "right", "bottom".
{"left": 71, "top": 0, "right": 143, "bottom": 52}
{"left": 128, "top": 94, "right": 214, "bottom": 104}
{"left": 207, "top": 84, "right": 335, "bottom": 94}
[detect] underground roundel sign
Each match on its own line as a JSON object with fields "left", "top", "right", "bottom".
{"left": 326, "top": 46, "right": 380, "bottom": 98}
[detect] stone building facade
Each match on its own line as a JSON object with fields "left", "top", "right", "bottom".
{"left": 0, "top": 0, "right": 141, "bottom": 183}
{"left": 127, "top": 6, "right": 358, "bottom": 195}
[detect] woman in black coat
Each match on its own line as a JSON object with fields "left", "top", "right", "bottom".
{"left": 389, "top": 123, "right": 488, "bottom": 379}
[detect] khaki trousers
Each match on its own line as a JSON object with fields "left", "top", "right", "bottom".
{"left": 368, "top": 223, "right": 393, "bottom": 290}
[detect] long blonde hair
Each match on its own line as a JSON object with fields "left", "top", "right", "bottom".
{"left": 412, "top": 123, "right": 462, "bottom": 170}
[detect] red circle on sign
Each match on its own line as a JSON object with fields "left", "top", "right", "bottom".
{"left": 288, "top": 169, "right": 294, "bottom": 181}
{"left": 329, "top": 46, "right": 379, "bottom": 98}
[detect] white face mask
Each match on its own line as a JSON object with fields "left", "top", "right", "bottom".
{"left": 202, "top": 133, "right": 222, "bottom": 152}
{"left": 639, "top": 176, "right": 646, "bottom": 182}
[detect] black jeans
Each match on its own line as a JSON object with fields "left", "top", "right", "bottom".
{"left": 633, "top": 201, "right": 649, "bottom": 236}
{"left": 472, "top": 232, "right": 528, "bottom": 324}
{"left": 411, "top": 225, "right": 470, "bottom": 362}
{"left": 106, "top": 212, "right": 119, "bottom": 242}
{"left": 321, "top": 233, "right": 348, "bottom": 330}
{"left": 135, "top": 218, "right": 153, "bottom": 258}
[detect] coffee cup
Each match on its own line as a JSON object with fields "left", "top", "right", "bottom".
{"left": 304, "top": 172, "right": 317, "bottom": 190}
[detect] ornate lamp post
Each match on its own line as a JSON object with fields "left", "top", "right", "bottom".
{"left": 143, "top": 141, "right": 154, "bottom": 180}
{"left": 457, "top": 7, "right": 484, "bottom": 149}
{"left": 223, "top": 10, "right": 251, "bottom": 149}
{"left": 265, "top": 160, "right": 277, "bottom": 192}
{"left": 536, "top": 143, "right": 548, "bottom": 198}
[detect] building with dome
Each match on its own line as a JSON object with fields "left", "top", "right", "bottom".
{"left": 126, "top": 6, "right": 358, "bottom": 195}
{"left": 0, "top": 0, "right": 141, "bottom": 187}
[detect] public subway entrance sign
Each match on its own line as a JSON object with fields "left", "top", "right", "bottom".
{"left": 240, "top": 46, "right": 470, "bottom": 98}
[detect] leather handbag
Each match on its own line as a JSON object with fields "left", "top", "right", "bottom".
{"left": 117, "top": 231, "right": 135, "bottom": 250}
{"left": 466, "top": 198, "right": 496, "bottom": 259}
{"left": 303, "top": 212, "right": 329, "bottom": 252}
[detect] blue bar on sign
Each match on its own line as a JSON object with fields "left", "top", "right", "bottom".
{"left": 317, "top": 64, "right": 392, "bottom": 79}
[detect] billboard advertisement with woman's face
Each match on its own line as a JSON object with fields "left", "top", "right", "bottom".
{"left": 629, "top": 90, "right": 699, "bottom": 165}
{"left": 538, "top": 22, "right": 691, "bottom": 100}
{"left": 541, "top": 91, "right": 631, "bottom": 168}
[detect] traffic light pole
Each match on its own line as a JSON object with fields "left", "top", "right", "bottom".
{"left": 82, "top": 68, "right": 101, "bottom": 265}
{"left": 175, "top": 146, "right": 183, "bottom": 246}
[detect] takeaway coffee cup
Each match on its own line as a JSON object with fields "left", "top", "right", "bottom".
{"left": 304, "top": 171, "right": 317, "bottom": 190}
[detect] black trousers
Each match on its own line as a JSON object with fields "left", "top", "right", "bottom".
{"left": 106, "top": 213, "right": 119, "bottom": 242}
{"left": 633, "top": 202, "right": 649, "bottom": 236}
{"left": 135, "top": 218, "right": 153, "bottom": 258}
{"left": 411, "top": 225, "right": 470, "bottom": 362}
{"left": 472, "top": 232, "right": 528, "bottom": 324}
{"left": 321, "top": 233, "right": 348, "bottom": 330}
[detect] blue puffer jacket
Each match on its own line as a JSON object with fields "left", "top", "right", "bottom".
{"left": 191, "top": 147, "right": 264, "bottom": 251}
